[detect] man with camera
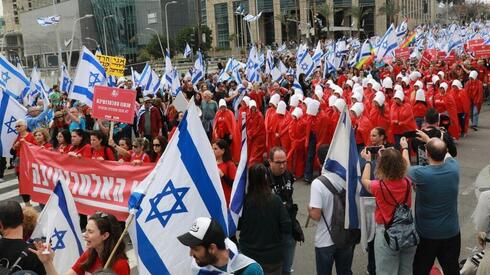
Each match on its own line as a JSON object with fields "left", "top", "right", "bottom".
{"left": 412, "top": 108, "right": 457, "bottom": 166}
{"left": 266, "top": 147, "right": 301, "bottom": 275}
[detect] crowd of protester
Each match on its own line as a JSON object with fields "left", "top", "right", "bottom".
{"left": 2, "top": 42, "right": 490, "bottom": 275}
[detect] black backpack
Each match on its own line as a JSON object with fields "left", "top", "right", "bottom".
{"left": 378, "top": 179, "right": 419, "bottom": 251}
{"left": 318, "top": 175, "right": 360, "bottom": 249}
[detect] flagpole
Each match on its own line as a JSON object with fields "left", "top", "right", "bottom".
{"left": 104, "top": 213, "right": 135, "bottom": 270}
{"left": 52, "top": 0, "right": 62, "bottom": 74}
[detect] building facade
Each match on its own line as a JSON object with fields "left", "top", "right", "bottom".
{"left": 205, "top": 0, "right": 438, "bottom": 49}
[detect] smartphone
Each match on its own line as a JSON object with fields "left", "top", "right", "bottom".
{"left": 366, "top": 146, "right": 382, "bottom": 155}
{"left": 403, "top": 131, "right": 418, "bottom": 138}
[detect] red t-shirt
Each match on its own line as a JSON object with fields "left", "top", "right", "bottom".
{"left": 91, "top": 146, "right": 116, "bottom": 161}
{"left": 71, "top": 250, "right": 130, "bottom": 275}
{"left": 130, "top": 152, "right": 151, "bottom": 163}
{"left": 370, "top": 178, "right": 412, "bottom": 225}
{"left": 68, "top": 144, "right": 92, "bottom": 158}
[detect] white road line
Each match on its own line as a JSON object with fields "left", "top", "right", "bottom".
{"left": 0, "top": 189, "right": 19, "bottom": 201}
{"left": 0, "top": 178, "right": 19, "bottom": 189}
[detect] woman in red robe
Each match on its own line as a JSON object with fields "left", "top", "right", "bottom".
{"left": 389, "top": 90, "right": 416, "bottom": 146}
{"left": 433, "top": 83, "right": 460, "bottom": 140}
{"left": 287, "top": 107, "right": 306, "bottom": 179}
{"left": 265, "top": 94, "right": 280, "bottom": 152}
{"left": 246, "top": 100, "right": 266, "bottom": 166}
{"left": 451, "top": 80, "right": 470, "bottom": 136}
{"left": 213, "top": 99, "right": 239, "bottom": 161}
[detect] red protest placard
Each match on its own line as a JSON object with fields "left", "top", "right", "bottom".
{"left": 19, "top": 143, "right": 155, "bottom": 221}
{"left": 419, "top": 50, "right": 433, "bottom": 68}
{"left": 395, "top": 48, "right": 411, "bottom": 59}
{"left": 92, "top": 86, "right": 136, "bottom": 124}
{"left": 473, "top": 45, "right": 490, "bottom": 59}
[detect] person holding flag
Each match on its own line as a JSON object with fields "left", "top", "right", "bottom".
{"left": 177, "top": 217, "right": 263, "bottom": 274}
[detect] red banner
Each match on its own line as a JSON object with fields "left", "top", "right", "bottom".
{"left": 419, "top": 50, "right": 435, "bottom": 68}
{"left": 473, "top": 45, "right": 490, "bottom": 59}
{"left": 467, "top": 38, "right": 485, "bottom": 52}
{"left": 92, "top": 86, "right": 136, "bottom": 124}
{"left": 19, "top": 143, "right": 154, "bottom": 221}
{"left": 394, "top": 48, "right": 411, "bottom": 59}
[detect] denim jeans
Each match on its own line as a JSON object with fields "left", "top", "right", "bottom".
{"left": 315, "top": 244, "right": 354, "bottom": 275}
{"left": 458, "top": 113, "right": 465, "bottom": 136}
{"left": 282, "top": 234, "right": 296, "bottom": 275}
{"left": 471, "top": 104, "right": 479, "bottom": 127}
{"left": 304, "top": 133, "right": 317, "bottom": 182}
{"left": 374, "top": 226, "right": 416, "bottom": 275}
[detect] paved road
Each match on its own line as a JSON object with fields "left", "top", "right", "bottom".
{"left": 2, "top": 106, "right": 490, "bottom": 274}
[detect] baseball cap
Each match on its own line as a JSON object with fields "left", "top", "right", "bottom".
{"left": 177, "top": 217, "right": 225, "bottom": 247}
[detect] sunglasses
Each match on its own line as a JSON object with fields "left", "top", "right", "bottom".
{"left": 55, "top": 116, "right": 64, "bottom": 119}
{"left": 153, "top": 144, "right": 161, "bottom": 147}
{"left": 15, "top": 125, "right": 23, "bottom": 128}
{"left": 93, "top": 211, "right": 108, "bottom": 219}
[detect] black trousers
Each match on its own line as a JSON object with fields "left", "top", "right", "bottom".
{"left": 413, "top": 232, "right": 461, "bottom": 275}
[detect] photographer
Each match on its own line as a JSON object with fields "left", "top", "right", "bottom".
{"left": 266, "top": 147, "right": 301, "bottom": 275}
{"left": 412, "top": 108, "right": 457, "bottom": 166}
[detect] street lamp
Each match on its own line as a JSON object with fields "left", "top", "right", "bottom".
{"left": 67, "top": 14, "right": 94, "bottom": 72}
{"left": 103, "top": 15, "right": 116, "bottom": 55}
{"left": 84, "top": 37, "right": 100, "bottom": 49}
{"left": 164, "top": 1, "right": 178, "bottom": 54}
{"left": 145, "top": 27, "right": 165, "bottom": 58}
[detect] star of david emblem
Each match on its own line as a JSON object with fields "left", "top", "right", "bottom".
{"left": 4, "top": 116, "right": 17, "bottom": 134}
{"left": 88, "top": 72, "right": 101, "bottom": 88}
{"left": 301, "top": 63, "right": 309, "bottom": 71}
{"left": 382, "top": 41, "right": 389, "bottom": 48}
{"left": 2, "top": 72, "right": 10, "bottom": 83}
{"left": 145, "top": 180, "right": 190, "bottom": 227}
{"left": 50, "top": 228, "right": 67, "bottom": 251}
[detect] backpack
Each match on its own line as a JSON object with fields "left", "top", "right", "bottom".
{"left": 378, "top": 179, "right": 419, "bottom": 251}
{"left": 317, "top": 175, "right": 360, "bottom": 249}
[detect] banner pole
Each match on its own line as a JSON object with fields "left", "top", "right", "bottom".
{"left": 109, "top": 121, "right": 115, "bottom": 141}
{"left": 103, "top": 212, "right": 135, "bottom": 270}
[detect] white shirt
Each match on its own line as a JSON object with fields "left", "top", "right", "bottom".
{"left": 309, "top": 173, "right": 343, "bottom": 248}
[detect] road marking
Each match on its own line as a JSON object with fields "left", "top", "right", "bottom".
{"left": 0, "top": 189, "right": 19, "bottom": 201}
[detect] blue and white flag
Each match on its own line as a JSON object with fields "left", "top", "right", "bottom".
{"left": 265, "top": 49, "right": 274, "bottom": 74}
{"left": 296, "top": 52, "right": 315, "bottom": 79}
{"left": 232, "top": 68, "right": 242, "bottom": 84}
{"left": 107, "top": 75, "right": 117, "bottom": 87}
{"left": 0, "top": 54, "right": 30, "bottom": 100}
{"left": 183, "top": 43, "right": 192, "bottom": 58}
{"left": 170, "top": 69, "right": 182, "bottom": 96}
{"left": 375, "top": 24, "right": 398, "bottom": 62}
{"left": 147, "top": 69, "right": 162, "bottom": 95}
{"left": 191, "top": 51, "right": 204, "bottom": 85}
{"left": 225, "top": 58, "right": 240, "bottom": 73}
{"left": 218, "top": 69, "right": 231, "bottom": 83}
{"left": 128, "top": 100, "right": 228, "bottom": 275}
{"left": 69, "top": 46, "right": 106, "bottom": 106}
{"left": 270, "top": 67, "right": 283, "bottom": 83}
{"left": 312, "top": 40, "right": 324, "bottom": 65}
{"left": 232, "top": 85, "right": 248, "bottom": 117}
{"left": 59, "top": 63, "right": 72, "bottom": 93}
{"left": 228, "top": 112, "right": 248, "bottom": 236}
{"left": 322, "top": 106, "right": 361, "bottom": 229}
{"left": 138, "top": 62, "right": 152, "bottom": 89}
{"left": 0, "top": 90, "right": 27, "bottom": 157}
{"left": 29, "top": 67, "right": 50, "bottom": 107}
{"left": 131, "top": 67, "right": 140, "bottom": 89}
{"left": 31, "top": 180, "right": 84, "bottom": 275}
{"left": 37, "top": 15, "right": 60, "bottom": 26}
{"left": 163, "top": 51, "right": 174, "bottom": 90}
{"left": 243, "top": 11, "right": 262, "bottom": 22}
{"left": 235, "top": 4, "right": 245, "bottom": 15}
{"left": 396, "top": 19, "right": 408, "bottom": 38}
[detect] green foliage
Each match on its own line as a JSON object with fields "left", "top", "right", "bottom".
{"left": 175, "top": 26, "right": 212, "bottom": 52}
{"left": 378, "top": 0, "right": 401, "bottom": 26}
{"left": 137, "top": 48, "right": 152, "bottom": 62}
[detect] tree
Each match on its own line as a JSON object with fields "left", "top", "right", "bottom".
{"left": 317, "top": 3, "right": 334, "bottom": 39}
{"left": 378, "top": 0, "right": 401, "bottom": 27}
{"left": 175, "top": 26, "right": 212, "bottom": 52}
{"left": 450, "top": 1, "right": 490, "bottom": 22}
{"left": 348, "top": 6, "right": 373, "bottom": 38}
{"left": 145, "top": 34, "right": 174, "bottom": 58}
{"left": 137, "top": 48, "right": 152, "bottom": 62}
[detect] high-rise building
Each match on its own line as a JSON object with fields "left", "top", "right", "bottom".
{"left": 205, "top": 0, "right": 438, "bottom": 49}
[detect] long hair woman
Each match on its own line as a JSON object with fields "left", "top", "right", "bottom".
{"left": 212, "top": 139, "right": 236, "bottom": 206}
{"left": 238, "top": 163, "right": 291, "bottom": 275}
{"left": 89, "top": 131, "right": 115, "bottom": 161}
{"left": 31, "top": 212, "right": 129, "bottom": 275}
{"left": 149, "top": 136, "right": 167, "bottom": 163}
{"left": 55, "top": 129, "right": 72, "bottom": 154}
{"left": 360, "top": 137, "right": 416, "bottom": 275}
{"left": 67, "top": 129, "right": 91, "bottom": 159}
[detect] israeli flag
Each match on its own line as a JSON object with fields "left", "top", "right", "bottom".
{"left": 191, "top": 51, "right": 204, "bottom": 85}
{"left": 232, "top": 68, "right": 242, "bottom": 84}
{"left": 278, "top": 60, "right": 288, "bottom": 75}
{"left": 37, "top": 15, "right": 60, "bottom": 26}
{"left": 69, "top": 46, "right": 106, "bottom": 106}
{"left": 322, "top": 106, "right": 361, "bottom": 229}
{"left": 233, "top": 85, "right": 248, "bottom": 117}
{"left": 396, "top": 19, "right": 408, "bottom": 38}
{"left": 0, "top": 90, "right": 27, "bottom": 157}
{"left": 31, "top": 180, "right": 84, "bottom": 275}
{"left": 312, "top": 40, "right": 323, "bottom": 65}
{"left": 138, "top": 63, "right": 152, "bottom": 89}
{"left": 218, "top": 69, "right": 231, "bottom": 83}
{"left": 265, "top": 49, "right": 274, "bottom": 74}
{"left": 183, "top": 43, "right": 192, "bottom": 58}
{"left": 128, "top": 100, "right": 228, "bottom": 275}
{"left": 59, "top": 63, "right": 72, "bottom": 93}
{"left": 131, "top": 67, "right": 140, "bottom": 89}
{"left": 296, "top": 52, "right": 315, "bottom": 79}
{"left": 375, "top": 24, "right": 398, "bottom": 62}
{"left": 147, "top": 69, "right": 162, "bottom": 95}
{"left": 170, "top": 69, "right": 182, "bottom": 96}
{"left": 225, "top": 58, "right": 240, "bottom": 73}
{"left": 0, "top": 54, "right": 30, "bottom": 100}
{"left": 29, "top": 67, "right": 50, "bottom": 107}
{"left": 163, "top": 50, "right": 174, "bottom": 90}
{"left": 235, "top": 4, "right": 245, "bottom": 15}
{"left": 270, "top": 67, "right": 283, "bottom": 83}
{"left": 228, "top": 112, "right": 248, "bottom": 236}
{"left": 243, "top": 11, "right": 262, "bottom": 22}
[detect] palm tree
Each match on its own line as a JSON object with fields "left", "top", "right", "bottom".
{"left": 378, "top": 0, "right": 401, "bottom": 27}
{"left": 348, "top": 6, "right": 373, "bottom": 38}
{"left": 317, "top": 3, "right": 333, "bottom": 38}
{"left": 274, "top": 9, "right": 297, "bottom": 42}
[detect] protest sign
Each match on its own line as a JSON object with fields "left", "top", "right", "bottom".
{"left": 92, "top": 86, "right": 136, "bottom": 124}
{"left": 19, "top": 143, "right": 154, "bottom": 221}
{"left": 96, "top": 54, "right": 126, "bottom": 77}
{"left": 395, "top": 48, "right": 411, "bottom": 59}
{"left": 473, "top": 45, "right": 490, "bottom": 59}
